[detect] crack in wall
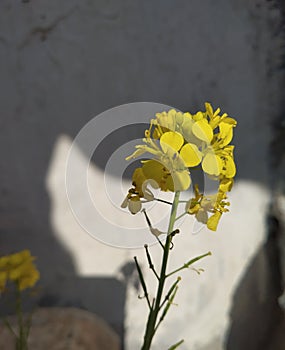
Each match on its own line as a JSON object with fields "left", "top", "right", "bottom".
{"left": 17, "top": 6, "right": 78, "bottom": 50}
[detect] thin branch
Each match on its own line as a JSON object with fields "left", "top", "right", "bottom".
{"left": 166, "top": 251, "right": 212, "bottom": 278}
{"left": 174, "top": 212, "right": 187, "bottom": 222}
{"left": 144, "top": 245, "right": 159, "bottom": 280}
{"left": 155, "top": 285, "right": 179, "bottom": 332}
{"left": 159, "top": 277, "right": 181, "bottom": 311}
{"left": 155, "top": 235, "right": 165, "bottom": 250}
{"left": 142, "top": 209, "right": 165, "bottom": 250}
{"left": 134, "top": 256, "right": 152, "bottom": 310}
{"left": 154, "top": 198, "right": 172, "bottom": 205}
{"left": 1, "top": 317, "right": 17, "bottom": 337}
{"left": 142, "top": 209, "right": 152, "bottom": 227}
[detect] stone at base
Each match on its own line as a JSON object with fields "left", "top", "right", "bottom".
{"left": 0, "top": 307, "right": 120, "bottom": 350}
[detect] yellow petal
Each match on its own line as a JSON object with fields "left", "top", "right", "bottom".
{"left": 142, "top": 160, "right": 164, "bottom": 182}
{"left": 141, "top": 159, "right": 173, "bottom": 191}
{"left": 219, "top": 178, "right": 233, "bottom": 192}
{"left": 219, "top": 122, "right": 233, "bottom": 146}
{"left": 192, "top": 119, "right": 213, "bottom": 143}
{"left": 196, "top": 209, "right": 208, "bottom": 224}
{"left": 0, "top": 256, "right": 9, "bottom": 268}
{"left": 0, "top": 271, "right": 7, "bottom": 292}
{"left": 192, "top": 111, "right": 204, "bottom": 121}
{"left": 176, "top": 111, "right": 184, "bottom": 124}
{"left": 180, "top": 143, "right": 202, "bottom": 167}
{"left": 225, "top": 156, "right": 236, "bottom": 178}
{"left": 181, "top": 117, "right": 196, "bottom": 144}
{"left": 160, "top": 131, "right": 184, "bottom": 153}
{"left": 142, "top": 180, "right": 157, "bottom": 201}
{"left": 186, "top": 202, "right": 201, "bottom": 214}
{"left": 171, "top": 170, "right": 191, "bottom": 191}
{"left": 129, "top": 197, "right": 142, "bottom": 214}
{"left": 207, "top": 211, "right": 222, "bottom": 231}
{"left": 121, "top": 196, "right": 129, "bottom": 208}
{"left": 164, "top": 174, "right": 174, "bottom": 192}
{"left": 18, "top": 269, "right": 40, "bottom": 291}
{"left": 167, "top": 109, "right": 177, "bottom": 131}
{"left": 205, "top": 102, "right": 213, "bottom": 116}
{"left": 156, "top": 109, "right": 176, "bottom": 131}
{"left": 223, "top": 117, "right": 237, "bottom": 126}
{"left": 132, "top": 168, "right": 147, "bottom": 196}
{"left": 202, "top": 153, "right": 223, "bottom": 176}
{"left": 9, "top": 250, "right": 31, "bottom": 266}
{"left": 9, "top": 268, "right": 22, "bottom": 280}
{"left": 0, "top": 271, "right": 7, "bottom": 283}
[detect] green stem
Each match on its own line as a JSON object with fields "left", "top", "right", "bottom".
{"left": 144, "top": 245, "right": 160, "bottom": 281}
{"left": 16, "top": 284, "right": 28, "bottom": 350}
{"left": 141, "top": 191, "right": 180, "bottom": 350}
{"left": 174, "top": 212, "right": 187, "bottom": 222}
{"left": 158, "top": 277, "right": 181, "bottom": 312}
{"left": 134, "top": 257, "right": 152, "bottom": 310}
{"left": 2, "top": 317, "right": 17, "bottom": 337}
{"left": 166, "top": 251, "right": 212, "bottom": 278}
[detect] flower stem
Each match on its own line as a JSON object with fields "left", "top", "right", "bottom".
{"left": 174, "top": 212, "right": 187, "bottom": 222}
{"left": 16, "top": 284, "right": 28, "bottom": 350}
{"left": 141, "top": 191, "right": 180, "bottom": 350}
{"left": 166, "top": 251, "right": 212, "bottom": 278}
{"left": 144, "top": 245, "right": 160, "bottom": 281}
{"left": 134, "top": 257, "right": 152, "bottom": 310}
{"left": 154, "top": 198, "right": 173, "bottom": 205}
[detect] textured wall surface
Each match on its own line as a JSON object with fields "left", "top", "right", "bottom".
{"left": 0, "top": 1, "right": 284, "bottom": 349}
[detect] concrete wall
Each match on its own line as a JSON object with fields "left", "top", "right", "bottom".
{"left": 0, "top": 1, "right": 284, "bottom": 349}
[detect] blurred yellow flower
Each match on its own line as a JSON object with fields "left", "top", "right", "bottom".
{"left": 0, "top": 250, "right": 40, "bottom": 292}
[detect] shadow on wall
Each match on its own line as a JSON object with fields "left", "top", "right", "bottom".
{"left": 226, "top": 214, "right": 284, "bottom": 350}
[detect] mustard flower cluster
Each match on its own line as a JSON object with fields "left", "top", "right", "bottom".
{"left": 122, "top": 103, "right": 237, "bottom": 231}
{"left": 0, "top": 250, "right": 40, "bottom": 292}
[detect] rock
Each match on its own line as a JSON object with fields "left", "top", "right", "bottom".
{"left": 0, "top": 307, "right": 120, "bottom": 350}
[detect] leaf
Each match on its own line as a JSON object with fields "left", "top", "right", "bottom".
{"left": 168, "top": 339, "right": 184, "bottom": 349}
{"left": 183, "top": 251, "right": 212, "bottom": 269}
{"left": 159, "top": 285, "right": 179, "bottom": 323}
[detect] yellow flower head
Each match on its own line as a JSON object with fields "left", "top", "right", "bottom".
{"left": 0, "top": 250, "right": 40, "bottom": 292}
{"left": 123, "top": 103, "right": 237, "bottom": 231}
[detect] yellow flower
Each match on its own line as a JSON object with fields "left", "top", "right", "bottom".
{"left": 127, "top": 105, "right": 236, "bottom": 183}
{"left": 185, "top": 185, "right": 206, "bottom": 222}
{"left": 0, "top": 250, "right": 40, "bottom": 292}
{"left": 127, "top": 127, "right": 202, "bottom": 192}
{"left": 121, "top": 168, "right": 158, "bottom": 214}
{"left": 186, "top": 185, "right": 230, "bottom": 231}
{"left": 123, "top": 104, "right": 237, "bottom": 230}
{"left": 189, "top": 104, "right": 237, "bottom": 179}
{"left": 121, "top": 190, "right": 142, "bottom": 215}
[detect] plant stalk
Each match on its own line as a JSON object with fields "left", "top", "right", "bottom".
{"left": 141, "top": 191, "right": 180, "bottom": 350}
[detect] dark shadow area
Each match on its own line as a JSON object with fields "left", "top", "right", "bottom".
{"left": 92, "top": 123, "right": 148, "bottom": 179}
{"left": 226, "top": 214, "right": 284, "bottom": 350}
{"left": 0, "top": 277, "right": 126, "bottom": 349}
